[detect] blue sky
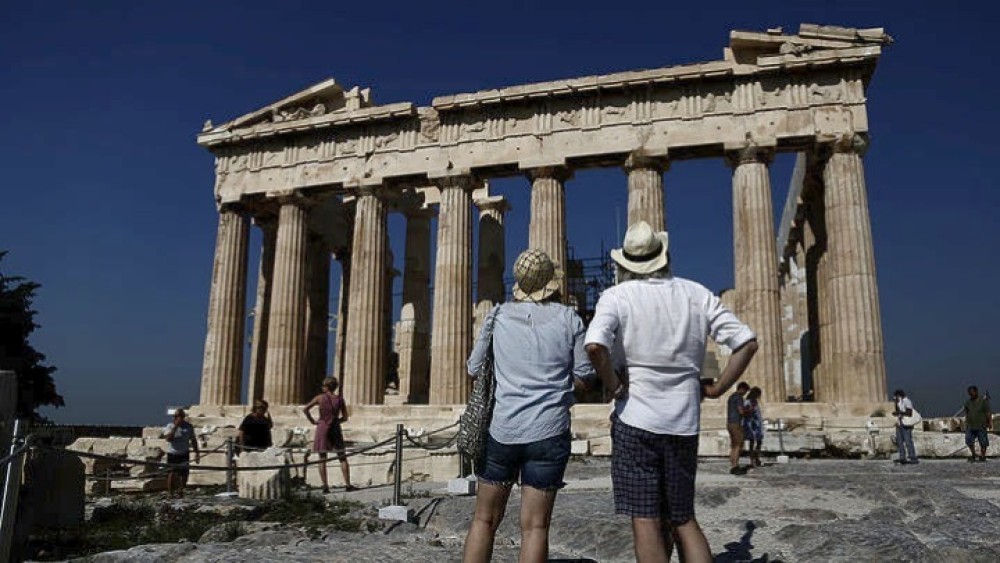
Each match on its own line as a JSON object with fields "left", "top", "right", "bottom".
{"left": 2, "top": 1, "right": 997, "bottom": 424}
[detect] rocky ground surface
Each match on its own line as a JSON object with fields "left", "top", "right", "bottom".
{"left": 63, "top": 458, "right": 1000, "bottom": 562}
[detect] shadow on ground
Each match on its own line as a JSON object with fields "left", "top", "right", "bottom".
{"left": 713, "top": 521, "right": 782, "bottom": 563}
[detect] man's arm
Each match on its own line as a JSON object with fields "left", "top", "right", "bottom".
{"left": 161, "top": 424, "right": 175, "bottom": 441}
{"left": 586, "top": 343, "right": 622, "bottom": 397}
{"left": 189, "top": 427, "right": 200, "bottom": 462}
{"left": 702, "top": 340, "right": 758, "bottom": 399}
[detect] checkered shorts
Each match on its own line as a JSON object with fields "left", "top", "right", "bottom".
{"left": 611, "top": 416, "right": 699, "bottom": 524}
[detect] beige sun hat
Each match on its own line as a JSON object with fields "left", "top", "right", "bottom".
{"left": 610, "top": 221, "right": 670, "bottom": 274}
{"left": 512, "top": 249, "right": 562, "bottom": 302}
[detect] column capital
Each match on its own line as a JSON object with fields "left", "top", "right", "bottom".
{"left": 623, "top": 151, "right": 670, "bottom": 173}
{"left": 267, "top": 190, "right": 316, "bottom": 208}
{"left": 474, "top": 195, "right": 511, "bottom": 214}
{"left": 724, "top": 145, "right": 775, "bottom": 168}
{"left": 820, "top": 133, "right": 870, "bottom": 156}
{"left": 216, "top": 199, "right": 248, "bottom": 214}
{"left": 524, "top": 165, "right": 573, "bottom": 182}
{"left": 431, "top": 174, "right": 479, "bottom": 192}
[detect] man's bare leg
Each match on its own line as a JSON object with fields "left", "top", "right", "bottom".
{"left": 673, "top": 518, "right": 712, "bottom": 563}
{"left": 632, "top": 517, "right": 670, "bottom": 563}
{"left": 463, "top": 481, "right": 512, "bottom": 563}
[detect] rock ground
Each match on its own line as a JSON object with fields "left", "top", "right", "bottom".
{"left": 80, "top": 458, "right": 1000, "bottom": 562}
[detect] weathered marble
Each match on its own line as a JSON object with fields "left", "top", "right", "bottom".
{"left": 527, "top": 167, "right": 569, "bottom": 300}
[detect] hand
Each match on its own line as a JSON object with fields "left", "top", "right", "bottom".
{"left": 701, "top": 382, "right": 724, "bottom": 400}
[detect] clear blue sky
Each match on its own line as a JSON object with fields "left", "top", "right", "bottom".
{"left": 2, "top": 1, "right": 997, "bottom": 424}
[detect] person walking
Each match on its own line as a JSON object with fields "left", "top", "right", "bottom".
{"left": 237, "top": 399, "right": 273, "bottom": 453}
{"left": 961, "top": 386, "right": 992, "bottom": 462}
{"left": 742, "top": 387, "right": 765, "bottom": 468}
{"left": 585, "top": 221, "right": 758, "bottom": 563}
{"left": 304, "top": 377, "right": 355, "bottom": 493}
{"left": 161, "top": 409, "right": 200, "bottom": 498}
{"left": 463, "top": 249, "right": 596, "bottom": 563}
{"left": 892, "top": 389, "right": 919, "bottom": 465}
{"left": 727, "top": 382, "right": 750, "bottom": 475}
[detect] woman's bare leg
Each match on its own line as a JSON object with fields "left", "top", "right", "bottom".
{"left": 463, "top": 481, "right": 512, "bottom": 563}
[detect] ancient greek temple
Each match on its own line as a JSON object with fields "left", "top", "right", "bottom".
{"left": 195, "top": 23, "right": 890, "bottom": 410}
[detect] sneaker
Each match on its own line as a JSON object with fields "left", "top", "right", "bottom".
{"left": 345, "top": 485, "right": 358, "bottom": 492}
{"left": 908, "top": 459, "right": 919, "bottom": 464}
{"left": 980, "top": 456, "right": 988, "bottom": 462}
{"left": 729, "top": 466, "right": 746, "bottom": 475}
{"left": 968, "top": 457, "right": 977, "bottom": 463}
{"left": 321, "top": 486, "right": 330, "bottom": 494}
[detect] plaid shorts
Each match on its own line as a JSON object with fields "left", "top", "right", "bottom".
{"left": 611, "top": 416, "right": 699, "bottom": 524}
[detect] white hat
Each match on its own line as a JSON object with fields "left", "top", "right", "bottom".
{"left": 610, "top": 221, "right": 670, "bottom": 274}
{"left": 512, "top": 249, "right": 562, "bottom": 302}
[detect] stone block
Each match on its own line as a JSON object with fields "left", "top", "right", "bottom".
{"left": 571, "top": 439, "right": 590, "bottom": 455}
{"left": 448, "top": 477, "right": 476, "bottom": 495}
{"left": 111, "top": 476, "right": 167, "bottom": 493}
{"left": 187, "top": 452, "right": 229, "bottom": 486}
{"left": 378, "top": 505, "right": 414, "bottom": 522}
{"left": 237, "top": 447, "right": 290, "bottom": 500}
{"left": 23, "top": 449, "right": 85, "bottom": 530}
{"left": 590, "top": 436, "right": 613, "bottom": 457}
{"left": 762, "top": 431, "right": 826, "bottom": 454}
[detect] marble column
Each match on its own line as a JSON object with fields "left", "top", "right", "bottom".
{"left": 263, "top": 194, "right": 312, "bottom": 405}
{"left": 397, "top": 208, "right": 434, "bottom": 404}
{"left": 624, "top": 152, "right": 668, "bottom": 231}
{"left": 821, "top": 135, "right": 887, "bottom": 403}
{"left": 383, "top": 245, "right": 397, "bottom": 395}
{"left": 727, "top": 146, "right": 785, "bottom": 403}
{"left": 343, "top": 188, "right": 388, "bottom": 406}
{"left": 475, "top": 196, "right": 509, "bottom": 334}
{"left": 200, "top": 203, "right": 250, "bottom": 405}
{"left": 304, "top": 236, "right": 331, "bottom": 395}
{"left": 429, "top": 176, "right": 475, "bottom": 404}
{"left": 527, "top": 167, "right": 570, "bottom": 300}
{"left": 247, "top": 216, "right": 277, "bottom": 404}
{"left": 331, "top": 250, "right": 350, "bottom": 383}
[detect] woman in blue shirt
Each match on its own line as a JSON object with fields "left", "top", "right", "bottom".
{"left": 463, "top": 249, "right": 596, "bottom": 563}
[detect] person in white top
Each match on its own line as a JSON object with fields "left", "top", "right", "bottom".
{"left": 892, "top": 389, "right": 920, "bottom": 464}
{"left": 585, "top": 221, "right": 758, "bottom": 563}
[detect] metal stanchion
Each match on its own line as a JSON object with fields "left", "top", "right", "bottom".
{"left": 379, "top": 424, "right": 414, "bottom": 522}
{"left": 0, "top": 418, "right": 28, "bottom": 562}
{"left": 776, "top": 418, "right": 789, "bottom": 464}
{"left": 224, "top": 437, "right": 236, "bottom": 497}
{"left": 392, "top": 424, "right": 403, "bottom": 506}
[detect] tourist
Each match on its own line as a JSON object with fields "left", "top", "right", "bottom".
{"left": 961, "top": 386, "right": 992, "bottom": 462}
{"left": 161, "top": 408, "right": 200, "bottom": 498}
{"left": 892, "top": 389, "right": 919, "bottom": 465}
{"left": 585, "top": 221, "right": 758, "bottom": 563}
{"left": 463, "top": 249, "right": 596, "bottom": 563}
{"left": 303, "top": 377, "right": 355, "bottom": 493}
{"left": 237, "top": 399, "right": 273, "bottom": 453}
{"left": 727, "top": 382, "right": 751, "bottom": 475}
{"left": 742, "top": 387, "right": 765, "bottom": 468}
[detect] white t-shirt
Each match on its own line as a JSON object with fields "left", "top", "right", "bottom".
{"left": 585, "top": 276, "right": 756, "bottom": 435}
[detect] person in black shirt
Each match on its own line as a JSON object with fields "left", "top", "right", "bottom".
{"left": 238, "top": 399, "right": 273, "bottom": 453}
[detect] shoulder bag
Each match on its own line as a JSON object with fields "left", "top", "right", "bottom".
{"left": 456, "top": 305, "right": 500, "bottom": 464}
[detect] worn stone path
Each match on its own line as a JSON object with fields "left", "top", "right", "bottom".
{"left": 86, "top": 458, "right": 1000, "bottom": 562}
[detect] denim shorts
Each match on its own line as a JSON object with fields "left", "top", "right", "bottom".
{"left": 966, "top": 428, "right": 989, "bottom": 448}
{"left": 477, "top": 431, "right": 571, "bottom": 490}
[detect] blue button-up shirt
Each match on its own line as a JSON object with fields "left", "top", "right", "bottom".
{"left": 467, "top": 301, "right": 596, "bottom": 444}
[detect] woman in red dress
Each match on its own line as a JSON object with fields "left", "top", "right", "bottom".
{"left": 304, "top": 377, "right": 355, "bottom": 492}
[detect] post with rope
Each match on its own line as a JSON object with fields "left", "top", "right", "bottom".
{"left": 378, "top": 424, "right": 414, "bottom": 523}
{"left": 0, "top": 418, "right": 29, "bottom": 562}
{"left": 776, "top": 418, "right": 790, "bottom": 464}
{"left": 223, "top": 436, "right": 236, "bottom": 497}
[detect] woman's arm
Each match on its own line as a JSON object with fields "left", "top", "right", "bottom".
{"left": 338, "top": 399, "right": 349, "bottom": 424}
{"left": 303, "top": 396, "right": 319, "bottom": 424}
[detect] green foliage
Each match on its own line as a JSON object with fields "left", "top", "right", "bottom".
{"left": 0, "top": 251, "right": 62, "bottom": 418}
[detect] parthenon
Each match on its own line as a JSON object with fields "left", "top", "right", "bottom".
{"left": 196, "top": 23, "right": 890, "bottom": 410}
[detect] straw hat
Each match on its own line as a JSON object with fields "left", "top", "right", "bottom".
{"left": 512, "top": 249, "right": 562, "bottom": 301}
{"left": 610, "top": 221, "right": 670, "bottom": 274}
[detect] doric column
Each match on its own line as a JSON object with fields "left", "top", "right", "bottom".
{"left": 383, "top": 245, "right": 397, "bottom": 395}
{"left": 200, "top": 202, "right": 250, "bottom": 405}
{"left": 263, "top": 193, "right": 312, "bottom": 405}
{"left": 820, "top": 135, "right": 887, "bottom": 403}
{"left": 727, "top": 146, "right": 785, "bottom": 403}
{"left": 330, "top": 204, "right": 355, "bottom": 384}
{"left": 397, "top": 207, "right": 434, "bottom": 404}
{"left": 429, "top": 176, "right": 475, "bottom": 404}
{"left": 527, "top": 167, "right": 570, "bottom": 300}
{"left": 624, "top": 152, "right": 669, "bottom": 231}
{"left": 247, "top": 216, "right": 277, "bottom": 404}
{"left": 304, "top": 235, "right": 331, "bottom": 395}
{"left": 475, "top": 196, "right": 509, "bottom": 333}
{"left": 343, "top": 188, "right": 388, "bottom": 405}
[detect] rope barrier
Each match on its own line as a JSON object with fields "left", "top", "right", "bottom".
{"left": 0, "top": 437, "right": 33, "bottom": 469}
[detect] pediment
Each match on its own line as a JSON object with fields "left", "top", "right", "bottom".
{"left": 205, "top": 79, "right": 373, "bottom": 133}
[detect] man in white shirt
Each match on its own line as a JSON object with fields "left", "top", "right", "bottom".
{"left": 586, "top": 221, "right": 758, "bottom": 563}
{"left": 892, "top": 389, "right": 919, "bottom": 464}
